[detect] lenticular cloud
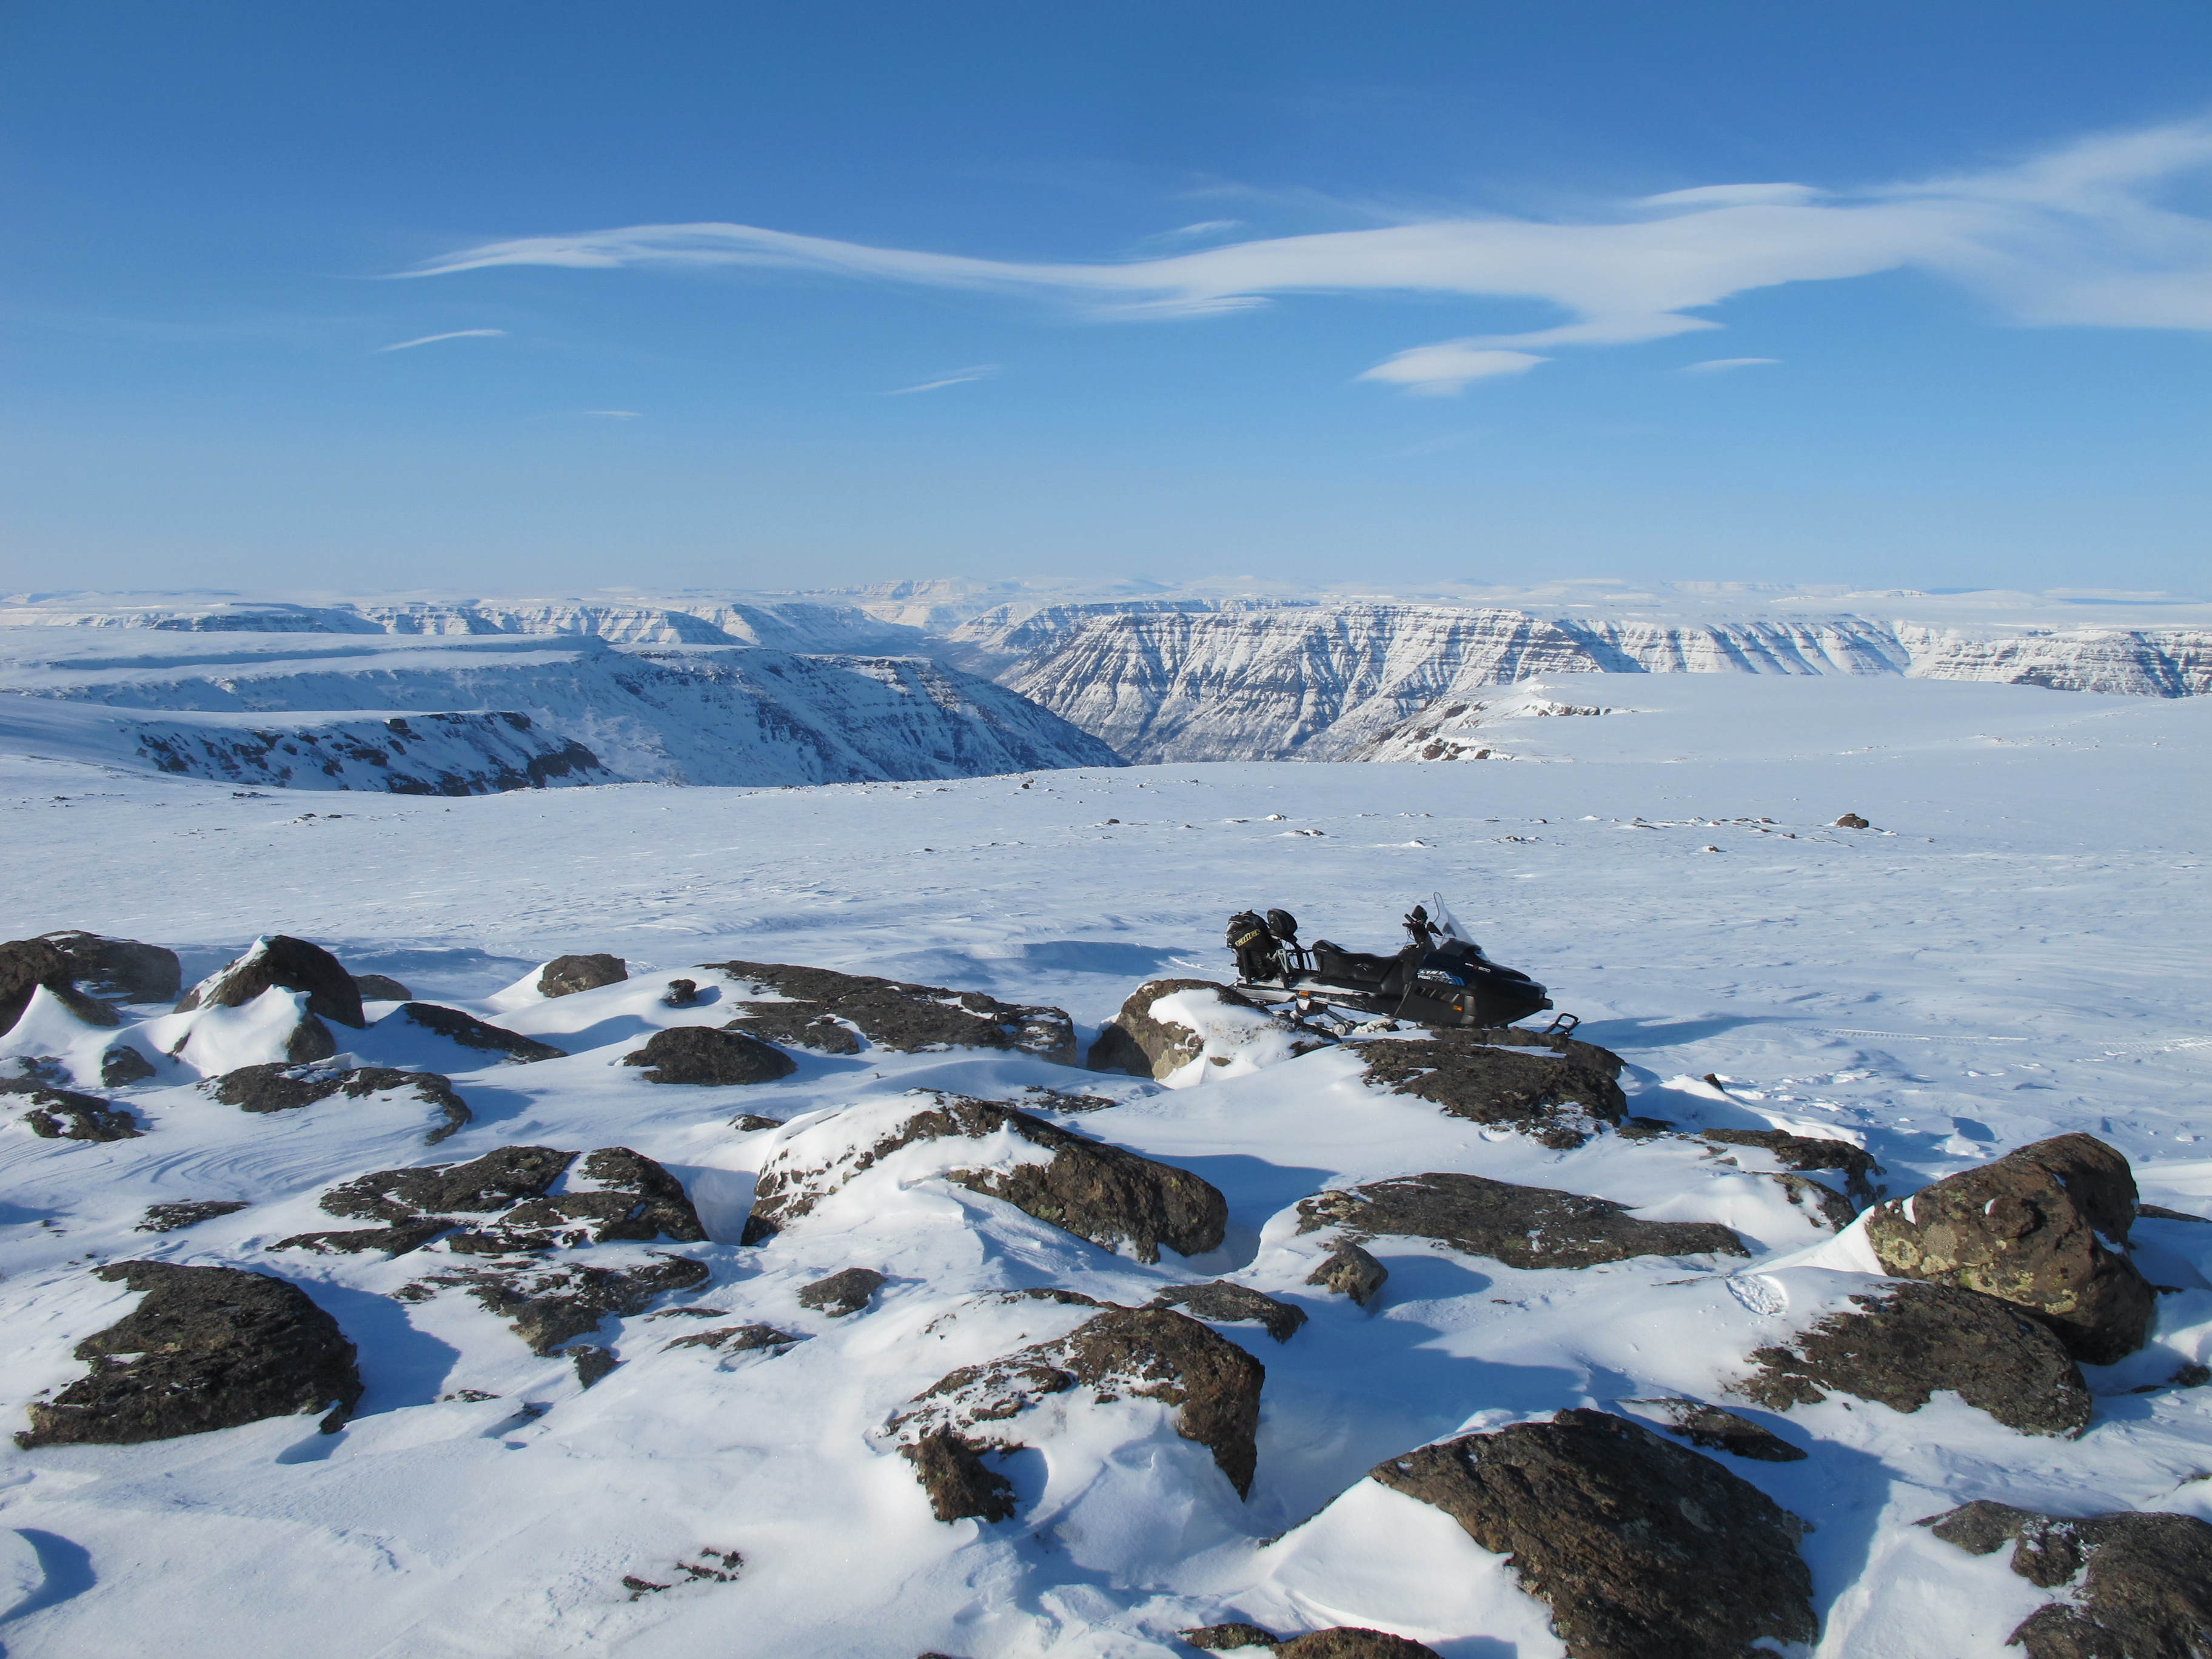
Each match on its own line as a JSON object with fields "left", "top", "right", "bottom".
{"left": 403, "top": 119, "right": 2212, "bottom": 392}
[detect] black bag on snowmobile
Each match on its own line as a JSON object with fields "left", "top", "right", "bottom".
{"left": 1226, "top": 911, "right": 1282, "bottom": 984}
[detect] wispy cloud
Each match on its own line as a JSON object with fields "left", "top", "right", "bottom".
{"left": 1683, "top": 357, "right": 1780, "bottom": 374}
{"left": 585, "top": 409, "right": 642, "bottom": 419}
{"left": 398, "top": 119, "right": 2212, "bottom": 394}
{"left": 883, "top": 364, "right": 1001, "bottom": 395}
{"left": 376, "top": 327, "right": 508, "bottom": 353}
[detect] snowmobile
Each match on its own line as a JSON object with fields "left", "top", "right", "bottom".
{"left": 1225, "top": 894, "right": 1566, "bottom": 1032}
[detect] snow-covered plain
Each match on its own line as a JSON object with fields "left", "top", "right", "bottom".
{"left": 0, "top": 672, "right": 2207, "bottom": 1658}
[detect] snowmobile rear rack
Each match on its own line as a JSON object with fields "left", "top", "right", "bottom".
{"left": 1225, "top": 896, "right": 1556, "bottom": 1031}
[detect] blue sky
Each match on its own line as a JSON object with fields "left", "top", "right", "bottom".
{"left": 2, "top": 1, "right": 2208, "bottom": 596}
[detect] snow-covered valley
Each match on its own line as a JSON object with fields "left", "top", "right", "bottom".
{"left": 0, "top": 672, "right": 2206, "bottom": 1657}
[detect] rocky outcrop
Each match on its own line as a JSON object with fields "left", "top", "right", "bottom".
{"left": 1150, "top": 1282, "right": 1306, "bottom": 1342}
{"left": 101, "top": 1042, "right": 157, "bottom": 1087}
{"left": 498, "top": 1147, "right": 709, "bottom": 1244}
{"left": 902, "top": 1430, "right": 1019, "bottom": 1523}
{"left": 1737, "top": 1281, "right": 2091, "bottom": 1436}
{"left": 1182, "top": 1630, "right": 1441, "bottom": 1658}
{"left": 1864, "top": 1133, "right": 2155, "bottom": 1364}
{"left": 1184, "top": 1626, "right": 1287, "bottom": 1652}
{"left": 1923, "top": 1500, "right": 2212, "bottom": 1659}
{"left": 538, "top": 954, "right": 626, "bottom": 997}
{"left": 707, "top": 960, "right": 1078, "bottom": 1066}
{"left": 15, "top": 1262, "right": 362, "bottom": 1447}
{"left": 1298, "top": 1173, "right": 1748, "bottom": 1270}
{"left": 392, "top": 1003, "right": 568, "bottom": 1063}
{"left": 622, "top": 1026, "right": 796, "bottom": 1085}
{"left": 1087, "top": 979, "right": 1316, "bottom": 1081}
{"left": 178, "top": 936, "right": 365, "bottom": 1028}
{"left": 797, "top": 1267, "right": 886, "bottom": 1316}
{"left": 745, "top": 1095, "right": 1226, "bottom": 1264}
{"left": 1368, "top": 1410, "right": 1815, "bottom": 1659}
{"left": 39, "top": 931, "right": 181, "bottom": 1002}
{"left": 1305, "top": 1244, "right": 1389, "bottom": 1307}
{"left": 1621, "top": 1397, "right": 1806, "bottom": 1462}
{"left": 352, "top": 973, "right": 411, "bottom": 1001}
{"left": 18, "top": 1085, "right": 142, "bottom": 1141}
{"left": 1354, "top": 1028, "right": 1628, "bottom": 1149}
{"left": 206, "top": 1062, "right": 471, "bottom": 1143}
{"left": 1697, "top": 1126, "right": 1883, "bottom": 1207}
{"left": 664, "top": 1323, "right": 803, "bottom": 1356}
{"left": 0, "top": 939, "right": 116, "bottom": 1032}
{"left": 401, "top": 1254, "right": 713, "bottom": 1355}
{"left": 137, "top": 1200, "right": 250, "bottom": 1232}
{"left": 888, "top": 1304, "right": 1265, "bottom": 1498}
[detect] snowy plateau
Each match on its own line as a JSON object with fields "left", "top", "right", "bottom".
{"left": 0, "top": 586, "right": 2207, "bottom": 1658}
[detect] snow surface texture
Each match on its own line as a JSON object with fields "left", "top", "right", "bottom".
{"left": 0, "top": 674, "right": 2207, "bottom": 1656}
{"left": 0, "top": 630, "right": 1119, "bottom": 793}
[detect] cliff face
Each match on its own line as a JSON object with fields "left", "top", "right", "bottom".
{"left": 944, "top": 603, "right": 2212, "bottom": 762}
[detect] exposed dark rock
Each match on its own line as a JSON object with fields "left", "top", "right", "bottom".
{"left": 1623, "top": 1398, "right": 1806, "bottom": 1461}
{"left": 1773, "top": 1173, "right": 1858, "bottom": 1232}
{"left": 282, "top": 1011, "right": 339, "bottom": 1063}
{"left": 1182, "top": 1625, "right": 1282, "bottom": 1651}
{"left": 1276, "top": 1635, "right": 1442, "bottom": 1659}
{"left": 798, "top": 1267, "right": 887, "bottom": 1316}
{"left": 890, "top": 1304, "right": 1265, "bottom": 1497}
{"left": 1298, "top": 1173, "right": 1748, "bottom": 1270}
{"left": 623, "top": 1025, "right": 796, "bottom": 1086}
{"left": 538, "top": 953, "right": 627, "bottom": 997}
{"left": 729, "top": 1114, "right": 782, "bottom": 1135}
{"left": 176, "top": 935, "right": 366, "bottom": 1028}
{"left": 745, "top": 1094, "right": 1226, "bottom": 1264}
{"left": 21, "top": 1087, "right": 142, "bottom": 1141}
{"left": 352, "top": 973, "right": 412, "bottom": 1002}
{"left": 392, "top": 1002, "right": 568, "bottom": 1064}
{"left": 273, "top": 1217, "right": 460, "bottom": 1257}
{"left": 320, "top": 1145, "right": 577, "bottom": 1222}
{"left": 1353, "top": 1028, "right": 1630, "bottom": 1150}
{"left": 722, "top": 1004, "right": 862, "bottom": 1054}
{"left": 2139, "top": 1204, "right": 2211, "bottom": 1224}
{"left": 662, "top": 978, "right": 700, "bottom": 1007}
{"left": 1865, "top": 1133, "right": 2156, "bottom": 1364}
{"left": 498, "top": 1147, "right": 708, "bottom": 1243}
{"left": 1923, "top": 1500, "right": 2212, "bottom": 1659}
{"left": 665, "top": 1323, "right": 803, "bottom": 1355}
{"left": 206, "top": 1062, "right": 472, "bottom": 1143}
{"left": 1698, "top": 1127, "right": 1883, "bottom": 1207}
{"left": 1737, "top": 1280, "right": 2091, "bottom": 1436}
{"left": 100, "top": 1043, "right": 157, "bottom": 1087}
{"left": 1306, "top": 1244, "right": 1389, "bottom": 1307}
{"left": 400, "top": 1255, "right": 713, "bottom": 1353}
{"left": 571, "top": 1345, "right": 619, "bottom": 1387}
{"left": 1151, "top": 1282, "right": 1307, "bottom": 1343}
{"left": 1018, "top": 1084, "right": 1118, "bottom": 1113}
{"left": 1369, "top": 1409, "right": 1815, "bottom": 1659}
{"left": 1084, "top": 977, "right": 1319, "bottom": 1081}
{"left": 39, "top": 931, "right": 182, "bottom": 1002}
{"left": 15, "top": 1261, "right": 363, "bottom": 1447}
{"left": 0, "top": 938, "right": 75, "bottom": 1033}
{"left": 138, "top": 1199, "right": 250, "bottom": 1233}
{"left": 705, "top": 959, "right": 1078, "bottom": 1067}
{"left": 902, "top": 1430, "right": 1019, "bottom": 1523}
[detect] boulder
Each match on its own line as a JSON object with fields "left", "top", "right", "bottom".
{"left": 441, "top": 1255, "right": 712, "bottom": 1354}
{"left": 1922, "top": 1500, "right": 2212, "bottom": 1659}
{"left": 1834, "top": 812, "right": 1871, "bottom": 829}
{"left": 206, "top": 1062, "right": 472, "bottom": 1144}
{"left": 496, "top": 1146, "right": 708, "bottom": 1244}
{"left": 15, "top": 1262, "right": 362, "bottom": 1447}
{"left": 725, "top": 1004, "right": 860, "bottom": 1053}
{"left": 571, "top": 1346, "right": 619, "bottom": 1387}
{"left": 1305, "top": 1244, "right": 1389, "bottom": 1307}
{"left": 538, "top": 953, "right": 627, "bottom": 997}
{"left": 1369, "top": 1409, "right": 1815, "bottom": 1659}
{"left": 705, "top": 959, "right": 1077, "bottom": 1066}
{"left": 890, "top": 1304, "right": 1265, "bottom": 1498}
{"left": 665, "top": 1323, "right": 803, "bottom": 1356}
{"left": 1150, "top": 1282, "right": 1306, "bottom": 1342}
{"left": 1184, "top": 1626, "right": 1284, "bottom": 1651}
{"left": 1297, "top": 1173, "right": 1749, "bottom": 1270}
{"left": 0, "top": 939, "right": 117, "bottom": 1033}
{"left": 1863, "top": 1133, "right": 2156, "bottom": 1364}
{"left": 623, "top": 1025, "right": 796, "bottom": 1085}
{"left": 1620, "top": 1397, "right": 1806, "bottom": 1462}
{"left": 100, "top": 1042, "right": 157, "bottom": 1087}
{"left": 902, "top": 1430, "right": 1019, "bottom": 1523}
{"left": 1276, "top": 1637, "right": 1441, "bottom": 1659}
{"left": 39, "top": 931, "right": 181, "bottom": 1002}
{"left": 1355, "top": 1028, "right": 1629, "bottom": 1150}
{"left": 19, "top": 1086, "right": 141, "bottom": 1142}
{"left": 137, "top": 1199, "right": 249, "bottom": 1233}
{"left": 392, "top": 1002, "right": 568, "bottom": 1064}
{"left": 661, "top": 978, "right": 700, "bottom": 1007}
{"left": 318, "top": 1144, "right": 577, "bottom": 1223}
{"left": 177, "top": 935, "right": 365, "bottom": 1028}
{"left": 351, "top": 973, "right": 412, "bottom": 1001}
{"left": 1697, "top": 1127, "right": 1882, "bottom": 1207}
{"left": 745, "top": 1094, "right": 1227, "bottom": 1264}
{"left": 1772, "top": 1173, "right": 1858, "bottom": 1232}
{"left": 1086, "top": 978, "right": 1316, "bottom": 1081}
{"left": 797, "top": 1267, "right": 886, "bottom": 1316}
{"left": 1736, "top": 1280, "right": 2091, "bottom": 1436}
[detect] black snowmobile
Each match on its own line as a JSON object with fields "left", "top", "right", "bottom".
{"left": 1226, "top": 894, "right": 1561, "bottom": 1031}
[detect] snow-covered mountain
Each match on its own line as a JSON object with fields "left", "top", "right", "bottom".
{"left": 0, "top": 631, "right": 1119, "bottom": 792}
{"left": 942, "top": 601, "right": 2212, "bottom": 762}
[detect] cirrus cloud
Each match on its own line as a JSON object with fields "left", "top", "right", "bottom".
{"left": 397, "top": 119, "right": 2212, "bottom": 394}
{"left": 376, "top": 327, "right": 508, "bottom": 352}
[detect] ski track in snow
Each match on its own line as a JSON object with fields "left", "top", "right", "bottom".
{"left": 0, "top": 676, "right": 2206, "bottom": 1657}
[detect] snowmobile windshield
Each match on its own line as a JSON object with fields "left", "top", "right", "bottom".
{"left": 1427, "top": 893, "right": 1482, "bottom": 949}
